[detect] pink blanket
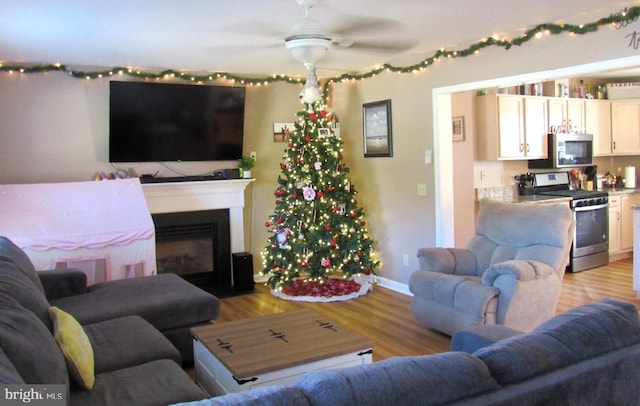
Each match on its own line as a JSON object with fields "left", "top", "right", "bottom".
{"left": 0, "top": 179, "right": 154, "bottom": 250}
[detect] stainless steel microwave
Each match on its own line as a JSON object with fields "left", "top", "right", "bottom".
{"left": 528, "top": 133, "right": 594, "bottom": 169}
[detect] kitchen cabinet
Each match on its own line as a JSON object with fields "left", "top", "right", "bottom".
{"left": 611, "top": 100, "right": 640, "bottom": 155}
{"left": 476, "top": 94, "right": 546, "bottom": 160}
{"left": 609, "top": 195, "right": 621, "bottom": 255}
{"left": 547, "top": 98, "right": 585, "bottom": 132}
{"left": 585, "top": 99, "right": 612, "bottom": 156}
{"left": 523, "top": 97, "right": 547, "bottom": 159}
{"left": 621, "top": 193, "right": 640, "bottom": 251}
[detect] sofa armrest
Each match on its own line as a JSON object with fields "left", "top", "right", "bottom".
{"left": 417, "top": 247, "right": 477, "bottom": 275}
{"left": 37, "top": 269, "right": 87, "bottom": 300}
{"left": 451, "top": 324, "right": 523, "bottom": 353}
{"left": 481, "top": 259, "right": 556, "bottom": 286}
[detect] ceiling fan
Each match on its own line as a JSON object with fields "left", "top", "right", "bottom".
{"left": 284, "top": 0, "right": 413, "bottom": 68}
{"left": 285, "top": 0, "right": 348, "bottom": 68}
{"left": 283, "top": 0, "right": 414, "bottom": 102}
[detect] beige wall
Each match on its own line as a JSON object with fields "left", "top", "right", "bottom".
{"left": 1, "top": 23, "right": 640, "bottom": 286}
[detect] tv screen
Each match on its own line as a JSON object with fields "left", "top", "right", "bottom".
{"left": 109, "top": 81, "right": 245, "bottom": 162}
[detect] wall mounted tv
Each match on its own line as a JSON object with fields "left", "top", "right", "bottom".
{"left": 109, "top": 81, "right": 245, "bottom": 162}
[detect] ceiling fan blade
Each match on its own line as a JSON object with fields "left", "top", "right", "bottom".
{"left": 341, "top": 38, "right": 418, "bottom": 54}
{"left": 211, "top": 20, "right": 287, "bottom": 41}
{"left": 330, "top": 15, "right": 408, "bottom": 38}
{"left": 201, "top": 41, "right": 283, "bottom": 56}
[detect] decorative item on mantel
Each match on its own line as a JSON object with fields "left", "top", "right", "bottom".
{"left": 238, "top": 156, "right": 255, "bottom": 179}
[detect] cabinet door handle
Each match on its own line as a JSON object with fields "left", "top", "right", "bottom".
{"left": 520, "top": 143, "right": 524, "bottom": 152}
{"left": 613, "top": 141, "right": 616, "bottom": 150}
{"left": 526, "top": 143, "right": 530, "bottom": 152}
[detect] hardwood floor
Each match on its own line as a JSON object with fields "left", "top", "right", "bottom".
{"left": 216, "top": 258, "right": 640, "bottom": 362}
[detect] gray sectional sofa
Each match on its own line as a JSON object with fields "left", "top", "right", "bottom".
{"left": 0, "top": 236, "right": 219, "bottom": 405}
{"left": 174, "top": 298, "right": 640, "bottom": 406}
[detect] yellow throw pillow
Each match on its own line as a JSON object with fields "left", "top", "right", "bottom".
{"left": 48, "top": 306, "right": 95, "bottom": 390}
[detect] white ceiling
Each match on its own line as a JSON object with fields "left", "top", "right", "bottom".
{"left": 0, "top": 0, "right": 638, "bottom": 79}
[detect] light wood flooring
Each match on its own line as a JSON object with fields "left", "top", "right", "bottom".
{"left": 215, "top": 258, "right": 640, "bottom": 361}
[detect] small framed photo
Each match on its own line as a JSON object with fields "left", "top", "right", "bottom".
{"left": 452, "top": 116, "right": 465, "bottom": 142}
{"left": 273, "top": 122, "right": 295, "bottom": 142}
{"left": 363, "top": 99, "right": 393, "bottom": 157}
{"left": 317, "top": 128, "right": 330, "bottom": 137}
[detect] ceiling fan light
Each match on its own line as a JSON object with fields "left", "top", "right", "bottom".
{"left": 286, "top": 37, "right": 330, "bottom": 65}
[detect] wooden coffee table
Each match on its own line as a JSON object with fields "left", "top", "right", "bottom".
{"left": 192, "top": 309, "right": 374, "bottom": 395}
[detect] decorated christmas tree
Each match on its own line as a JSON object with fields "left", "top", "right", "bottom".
{"left": 260, "top": 99, "right": 379, "bottom": 297}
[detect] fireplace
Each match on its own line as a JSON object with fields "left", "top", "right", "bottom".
{"left": 152, "top": 210, "right": 232, "bottom": 291}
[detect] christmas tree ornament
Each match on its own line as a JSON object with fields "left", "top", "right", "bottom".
{"left": 302, "top": 187, "right": 316, "bottom": 201}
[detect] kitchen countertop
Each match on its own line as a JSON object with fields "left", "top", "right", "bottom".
{"left": 478, "top": 186, "right": 640, "bottom": 204}
{"left": 606, "top": 188, "right": 640, "bottom": 195}
{"left": 483, "top": 194, "right": 572, "bottom": 204}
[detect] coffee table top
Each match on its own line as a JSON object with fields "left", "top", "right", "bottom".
{"left": 192, "top": 309, "right": 374, "bottom": 378}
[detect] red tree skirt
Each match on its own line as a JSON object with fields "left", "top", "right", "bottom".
{"left": 271, "top": 275, "right": 373, "bottom": 302}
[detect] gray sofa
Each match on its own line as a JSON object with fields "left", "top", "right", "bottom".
{"left": 0, "top": 236, "right": 217, "bottom": 405}
{"left": 173, "top": 298, "right": 640, "bottom": 406}
{"left": 0, "top": 236, "right": 220, "bottom": 363}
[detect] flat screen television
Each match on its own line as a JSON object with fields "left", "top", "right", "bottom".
{"left": 109, "top": 81, "right": 245, "bottom": 162}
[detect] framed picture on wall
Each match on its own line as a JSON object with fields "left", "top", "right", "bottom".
{"left": 273, "top": 122, "right": 295, "bottom": 142}
{"left": 452, "top": 116, "right": 465, "bottom": 142}
{"left": 363, "top": 99, "right": 393, "bottom": 157}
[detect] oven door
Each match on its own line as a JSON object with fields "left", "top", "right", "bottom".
{"left": 573, "top": 202, "right": 608, "bottom": 258}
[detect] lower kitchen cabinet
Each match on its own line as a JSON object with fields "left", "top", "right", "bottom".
{"left": 610, "top": 192, "right": 640, "bottom": 256}
{"left": 621, "top": 193, "right": 640, "bottom": 251}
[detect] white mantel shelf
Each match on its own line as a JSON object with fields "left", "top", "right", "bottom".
{"left": 141, "top": 178, "right": 254, "bottom": 253}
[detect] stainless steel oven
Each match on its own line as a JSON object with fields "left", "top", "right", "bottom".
{"left": 571, "top": 195, "right": 609, "bottom": 272}
{"left": 527, "top": 171, "right": 609, "bottom": 273}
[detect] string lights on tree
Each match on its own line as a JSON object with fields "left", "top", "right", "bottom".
{"left": 260, "top": 100, "right": 379, "bottom": 295}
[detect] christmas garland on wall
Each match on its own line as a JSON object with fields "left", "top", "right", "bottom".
{"left": 1, "top": 5, "right": 638, "bottom": 95}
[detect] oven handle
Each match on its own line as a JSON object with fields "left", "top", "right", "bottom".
{"left": 574, "top": 203, "right": 609, "bottom": 212}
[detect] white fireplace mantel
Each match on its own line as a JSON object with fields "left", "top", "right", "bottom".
{"left": 141, "top": 179, "right": 254, "bottom": 253}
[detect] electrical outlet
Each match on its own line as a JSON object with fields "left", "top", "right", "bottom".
{"left": 250, "top": 151, "right": 257, "bottom": 160}
{"left": 417, "top": 183, "right": 427, "bottom": 196}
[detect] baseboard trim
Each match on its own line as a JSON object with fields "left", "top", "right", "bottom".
{"left": 376, "top": 276, "right": 412, "bottom": 296}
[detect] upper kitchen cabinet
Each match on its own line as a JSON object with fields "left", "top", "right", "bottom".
{"left": 523, "top": 97, "right": 548, "bottom": 159}
{"left": 584, "top": 99, "right": 612, "bottom": 156}
{"left": 476, "top": 94, "right": 546, "bottom": 160}
{"left": 611, "top": 100, "right": 640, "bottom": 155}
{"left": 548, "top": 98, "right": 585, "bottom": 132}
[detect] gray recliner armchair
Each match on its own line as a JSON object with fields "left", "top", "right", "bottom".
{"left": 409, "top": 199, "right": 574, "bottom": 335}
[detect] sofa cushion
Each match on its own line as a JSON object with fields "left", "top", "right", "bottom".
{"left": 49, "top": 306, "right": 95, "bottom": 390}
{"left": 170, "top": 386, "right": 310, "bottom": 406}
{"left": 475, "top": 298, "right": 640, "bottom": 385}
{"left": 0, "top": 347, "right": 24, "bottom": 384}
{"left": 0, "top": 296, "right": 68, "bottom": 385}
{"left": 0, "top": 258, "right": 53, "bottom": 331}
{"left": 70, "top": 359, "right": 206, "bottom": 406}
{"left": 0, "top": 236, "right": 45, "bottom": 294}
{"left": 51, "top": 273, "right": 219, "bottom": 331}
{"left": 83, "top": 315, "right": 181, "bottom": 374}
{"left": 295, "top": 352, "right": 499, "bottom": 406}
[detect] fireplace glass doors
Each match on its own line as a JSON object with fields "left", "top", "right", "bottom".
{"left": 152, "top": 209, "right": 232, "bottom": 290}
